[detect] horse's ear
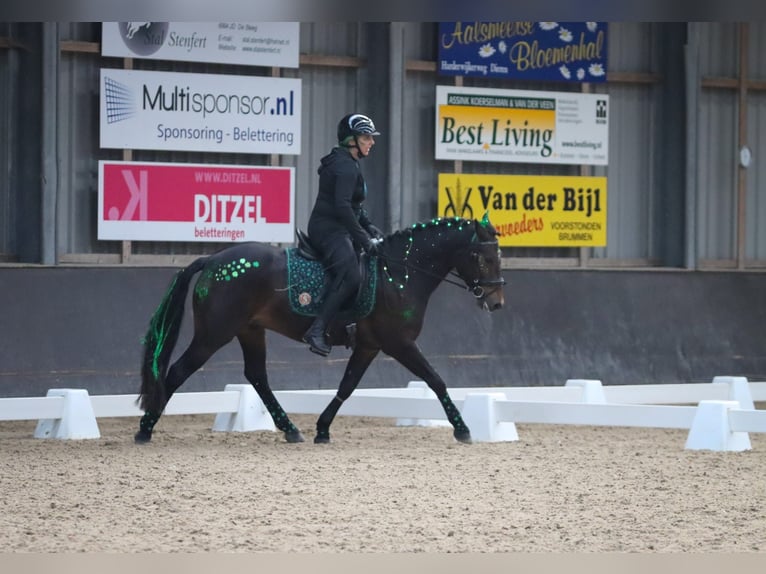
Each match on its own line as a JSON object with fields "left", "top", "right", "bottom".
{"left": 480, "top": 211, "right": 491, "bottom": 227}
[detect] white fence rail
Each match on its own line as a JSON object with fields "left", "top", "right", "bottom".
{"left": 0, "top": 377, "right": 765, "bottom": 451}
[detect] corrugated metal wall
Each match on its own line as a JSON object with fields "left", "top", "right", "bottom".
{"left": 0, "top": 23, "right": 13, "bottom": 259}
{"left": 696, "top": 22, "right": 739, "bottom": 263}
{"left": 2, "top": 22, "right": 766, "bottom": 269}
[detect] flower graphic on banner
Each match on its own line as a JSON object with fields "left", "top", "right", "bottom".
{"left": 498, "top": 40, "right": 507, "bottom": 54}
{"left": 539, "top": 22, "right": 558, "bottom": 30}
{"left": 559, "top": 65, "right": 571, "bottom": 79}
{"left": 478, "top": 43, "right": 495, "bottom": 58}
{"left": 587, "top": 22, "right": 598, "bottom": 32}
{"left": 577, "top": 68, "right": 586, "bottom": 80}
{"left": 558, "top": 27, "right": 573, "bottom": 42}
{"left": 589, "top": 63, "right": 605, "bottom": 77}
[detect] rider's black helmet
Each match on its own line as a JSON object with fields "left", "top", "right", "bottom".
{"left": 337, "top": 113, "right": 380, "bottom": 145}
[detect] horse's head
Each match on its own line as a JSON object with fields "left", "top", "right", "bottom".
{"left": 454, "top": 214, "right": 505, "bottom": 312}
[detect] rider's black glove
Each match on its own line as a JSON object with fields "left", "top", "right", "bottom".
{"left": 367, "top": 225, "right": 384, "bottom": 241}
{"left": 364, "top": 239, "right": 379, "bottom": 257}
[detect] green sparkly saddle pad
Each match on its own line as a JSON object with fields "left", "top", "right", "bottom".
{"left": 285, "top": 248, "right": 378, "bottom": 318}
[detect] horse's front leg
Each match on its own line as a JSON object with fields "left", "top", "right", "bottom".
{"left": 385, "top": 340, "right": 471, "bottom": 444}
{"left": 315, "top": 346, "right": 379, "bottom": 444}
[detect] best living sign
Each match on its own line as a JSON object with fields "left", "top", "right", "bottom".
{"left": 435, "top": 85, "right": 608, "bottom": 165}
{"left": 438, "top": 174, "right": 607, "bottom": 248}
{"left": 98, "top": 161, "right": 295, "bottom": 243}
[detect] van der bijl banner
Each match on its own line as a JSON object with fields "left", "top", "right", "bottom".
{"left": 435, "top": 85, "right": 608, "bottom": 166}
{"left": 438, "top": 173, "right": 607, "bottom": 247}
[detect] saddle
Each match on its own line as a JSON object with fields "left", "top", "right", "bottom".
{"left": 286, "top": 230, "right": 378, "bottom": 320}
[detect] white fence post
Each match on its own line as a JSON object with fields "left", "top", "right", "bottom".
{"left": 685, "top": 400, "right": 752, "bottom": 452}
{"left": 565, "top": 379, "right": 606, "bottom": 403}
{"left": 711, "top": 376, "right": 755, "bottom": 410}
{"left": 460, "top": 393, "right": 518, "bottom": 443}
{"left": 33, "top": 389, "right": 100, "bottom": 440}
{"left": 212, "top": 384, "right": 275, "bottom": 433}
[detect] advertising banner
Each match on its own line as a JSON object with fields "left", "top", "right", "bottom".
{"left": 101, "top": 22, "right": 300, "bottom": 68}
{"left": 435, "top": 85, "right": 608, "bottom": 166}
{"left": 438, "top": 173, "right": 607, "bottom": 247}
{"left": 99, "top": 68, "right": 301, "bottom": 154}
{"left": 98, "top": 161, "right": 295, "bottom": 243}
{"left": 438, "top": 21, "right": 607, "bottom": 82}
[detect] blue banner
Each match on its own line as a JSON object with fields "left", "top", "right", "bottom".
{"left": 438, "top": 22, "right": 607, "bottom": 83}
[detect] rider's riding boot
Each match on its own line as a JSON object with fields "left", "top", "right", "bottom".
{"left": 302, "top": 317, "right": 331, "bottom": 356}
{"left": 302, "top": 285, "right": 352, "bottom": 356}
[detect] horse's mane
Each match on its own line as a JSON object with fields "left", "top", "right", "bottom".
{"left": 384, "top": 216, "right": 496, "bottom": 244}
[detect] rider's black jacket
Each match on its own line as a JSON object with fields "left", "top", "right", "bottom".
{"left": 307, "top": 146, "right": 375, "bottom": 251}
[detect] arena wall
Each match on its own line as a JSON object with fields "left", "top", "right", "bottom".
{"left": 1, "top": 267, "right": 764, "bottom": 398}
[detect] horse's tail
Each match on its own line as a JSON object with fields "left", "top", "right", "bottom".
{"left": 138, "top": 256, "right": 208, "bottom": 413}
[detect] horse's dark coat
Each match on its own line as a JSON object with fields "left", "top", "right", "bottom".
{"left": 136, "top": 216, "right": 505, "bottom": 444}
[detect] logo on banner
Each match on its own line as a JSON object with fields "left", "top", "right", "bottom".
{"left": 103, "top": 76, "right": 136, "bottom": 123}
{"left": 596, "top": 99, "right": 608, "bottom": 121}
{"left": 118, "top": 22, "right": 170, "bottom": 56}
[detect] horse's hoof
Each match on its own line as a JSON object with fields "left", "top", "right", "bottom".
{"left": 285, "top": 430, "right": 305, "bottom": 443}
{"left": 454, "top": 430, "right": 472, "bottom": 444}
{"left": 313, "top": 435, "right": 331, "bottom": 444}
{"left": 134, "top": 430, "right": 152, "bottom": 444}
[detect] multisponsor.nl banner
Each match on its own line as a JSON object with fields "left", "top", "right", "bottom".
{"left": 435, "top": 85, "right": 608, "bottom": 166}
{"left": 98, "top": 161, "right": 294, "bottom": 243}
{"left": 99, "top": 68, "right": 301, "bottom": 154}
{"left": 438, "top": 173, "right": 607, "bottom": 247}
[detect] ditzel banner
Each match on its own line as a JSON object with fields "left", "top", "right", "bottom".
{"left": 98, "top": 160, "right": 295, "bottom": 243}
{"left": 438, "top": 173, "right": 607, "bottom": 247}
{"left": 438, "top": 21, "right": 607, "bottom": 82}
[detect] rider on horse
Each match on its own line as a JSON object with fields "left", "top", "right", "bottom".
{"left": 302, "top": 113, "right": 384, "bottom": 357}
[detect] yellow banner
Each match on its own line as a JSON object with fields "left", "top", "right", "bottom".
{"left": 438, "top": 173, "right": 607, "bottom": 247}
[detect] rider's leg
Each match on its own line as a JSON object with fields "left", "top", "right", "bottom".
{"left": 303, "top": 237, "right": 361, "bottom": 356}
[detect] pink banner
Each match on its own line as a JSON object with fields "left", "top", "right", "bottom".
{"left": 99, "top": 161, "right": 295, "bottom": 243}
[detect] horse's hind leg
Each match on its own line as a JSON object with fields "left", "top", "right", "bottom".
{"left": 238, "top": 326, "right": 305, "bottom": 443}
{"left": 136, "top": 337, "right": 220, "bottom": 443}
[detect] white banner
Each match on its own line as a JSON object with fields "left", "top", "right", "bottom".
{"left": 435, "top": 85, "right": 609, "bottom": 166}
{"left": 99, "top": 68, "right": 301, "bottom": 155}
{"left": 101, "top": 22, "right": 300, "bottom": 68}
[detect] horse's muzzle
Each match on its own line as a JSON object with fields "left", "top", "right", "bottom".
{"left": 478, "top": 288, "right": 504, "bottom": 312}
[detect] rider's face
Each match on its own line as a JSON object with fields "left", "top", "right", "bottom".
{"left": 356, "top": 134, "right": 375, "bottom": 157}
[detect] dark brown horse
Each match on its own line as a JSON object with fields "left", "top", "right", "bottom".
{"left": 135, "top": 214, "right": 505, "bottom": 444}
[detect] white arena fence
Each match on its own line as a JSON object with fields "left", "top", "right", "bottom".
{"left": 0, "top": 376, "right": 765, "bottom": 452}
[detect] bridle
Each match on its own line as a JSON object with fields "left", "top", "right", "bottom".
{"left": 454, "top": 240, "right": 506, "bottom": 299}
{"left": 379, "top": 239, "right": 506, "bottom": 300}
